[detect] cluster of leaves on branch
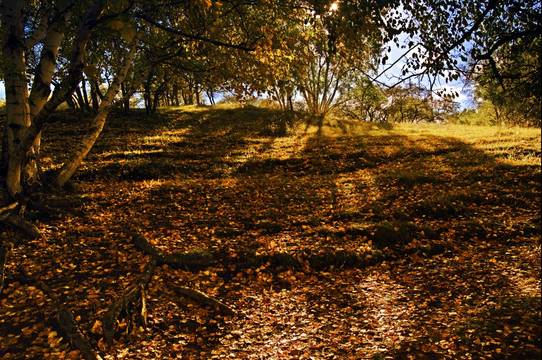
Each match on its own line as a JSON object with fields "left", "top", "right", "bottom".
{"left": 471, "top": 34, "right": 541, "bottom": 127}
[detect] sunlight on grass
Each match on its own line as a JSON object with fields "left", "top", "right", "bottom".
{"left": 394, "top": 123, "right": 541, "bottom": 166}
{"left": 315, "top": 117, "right": 394, "bottom": 137}
{"left": 142, "top": 128, "right": 191, "bottom": 146}
{"left": 251, "top": 133, "right": 314, "bottom": 161}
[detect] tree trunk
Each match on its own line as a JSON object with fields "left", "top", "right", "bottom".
{"left": 2, "top": 0, "right": 105, "bottom": 197}
{"left": 121, "top": 82, "right": 130, "bottom": 113}
{"left": 90, "top": 81, "right": 101, "bottom": 111}
{"left": 195, "top": 84, "right": 201, "bottom": 105}
{"left": 75, "top": 85, "right": 86, "bottom": 113}
{"left": 82, "top": 78, "right": 91, "bottom": 110}
{"left": 1, "top": 0, "right": 35, "bottom": 196}
{"left": 144, "top": 70, "right": 154, "bottom": 114}
{"left": 54, "top": 41, "right": 139, "bottom": 187}
{"left": 172, "top": 85, "right": 180, "bottom": 106}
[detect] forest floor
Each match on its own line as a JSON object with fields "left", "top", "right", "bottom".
{"left": 0, "top": 105, "right": 541, "bottom": 359}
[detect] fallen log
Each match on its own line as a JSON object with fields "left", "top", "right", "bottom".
{"left": 166, "top": 280, "right": 235, "bottom": 316}
{"left": 102, "top": 257, "right": 157, "bottom": 342}
{"left": 37, "top": 281, "right": 103, "bottom": 360}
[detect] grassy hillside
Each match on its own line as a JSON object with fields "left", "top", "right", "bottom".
{"left": 2, "top": 105, "right": 540, "bottom": 359}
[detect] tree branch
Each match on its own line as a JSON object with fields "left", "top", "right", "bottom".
{"left": 135, "top": 13, "right": 257, "bottom": 51}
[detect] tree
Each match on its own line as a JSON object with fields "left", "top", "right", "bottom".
{"left": 0, "top": 0, "right": 270, "bottom": 239}
{"left": 1, "top": 0, "right": 104, "bottom": 198}
{"left": 381, "top": 0, "right": 541, "bottom": 114}
{"left": 293, "top": 2, "right": 383, "bottom": 116}
{"left": 0, "top": 0, "right": 272, "bottom": 202}
{"left": 340, "top": 75, "right": 388, "bottom": 122}
{"left": 472, "top": 35, "right": 541, "bottom": 126}
{"left": 4, "top": 0, "right": 535, "bottom": 228}
{"left": 385, "top": 83, "right": 433, "bottom": 123}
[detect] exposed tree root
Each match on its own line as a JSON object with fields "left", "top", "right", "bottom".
{"left": 0, "top": 242, "right": 13, "bottom": 293}
{"left": 2, "top": 214, "right": 41, "bottom": 238}
{"left": 166, "top": 280, "right": 236, "bottom": 316}
{"left": 131, "top": 232, "right": 211, "bottom": 268}
{"left": 131, "top": 231, "right": 387, "bottom": 272}
{"left": 0, "top": 202, "right": 18, "bottom": 218}
{"left": 1, "top": 201, "right": 41, "bottom": 239}
{"left": 102, "top": 257, "right": 157, "bottom": 342}
{"left": 128, "top": 231, "right": 234, "bottom": 316}
{"left": 37, "top": 281, "right": 103, "bottom": 360}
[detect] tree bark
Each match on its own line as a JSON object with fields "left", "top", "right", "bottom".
{"left": 54, "top": 41, "right": 140, "bottom": 187}
{"left": 90, "top": 81, "right": 102, "bottom": 111}
{"left": 1, "top": 0, "right": 33, "bottom": 196}
{"left": 82, "top": 78, "right": 91, "bottom": 110}
{"left": 2, "top": 0, "right": 105, "bottom": 197}
{"left": 121, "top": 82, "right": 130, "bottom": 112}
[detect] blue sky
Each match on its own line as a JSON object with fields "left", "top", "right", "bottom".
{"left": 377, "top": 33, "right": 474, "bottom": 109}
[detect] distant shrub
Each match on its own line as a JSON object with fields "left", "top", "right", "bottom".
{"left": 452, "top": 102, "right": 499, "bottom": 126}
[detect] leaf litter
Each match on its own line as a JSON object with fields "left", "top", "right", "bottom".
{"left": 0, "top": 107, "right": 540, "bottom": 359}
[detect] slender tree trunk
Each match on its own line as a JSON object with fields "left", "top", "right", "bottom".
{"left": 121, "top": 82, "right": 130, "bottom": 113}
{"left": 90, "top": 81, "right": 101, "bottom": 111}
{"left": 172, "top": 85, "right": 180, "bottom": 106}
{"left": 2, "top": 0, "right": 33, "bottom": 196}
{"left": 54, "top": 42, "right": 140, "bottom": 187}
{"left": 144, "top": 69, "right": 155, "bottom": 114}
{"left": 2, "top": 0, "right": 104, "bottom": 197}
{"left": 82, "top": 78, "right": 90, "bottom": 110}
{"left": 75, "top": 86, "right": 86, "bottom": 112}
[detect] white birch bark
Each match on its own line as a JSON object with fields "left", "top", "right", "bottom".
{"left": 5, "top": 0, "right": 105, "bottom": 197}
{"left": 1, "top": 0, "right": 31, "bottom": 196}
{"left": 54, "top": 42, "right": 143, "bottom": 187}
